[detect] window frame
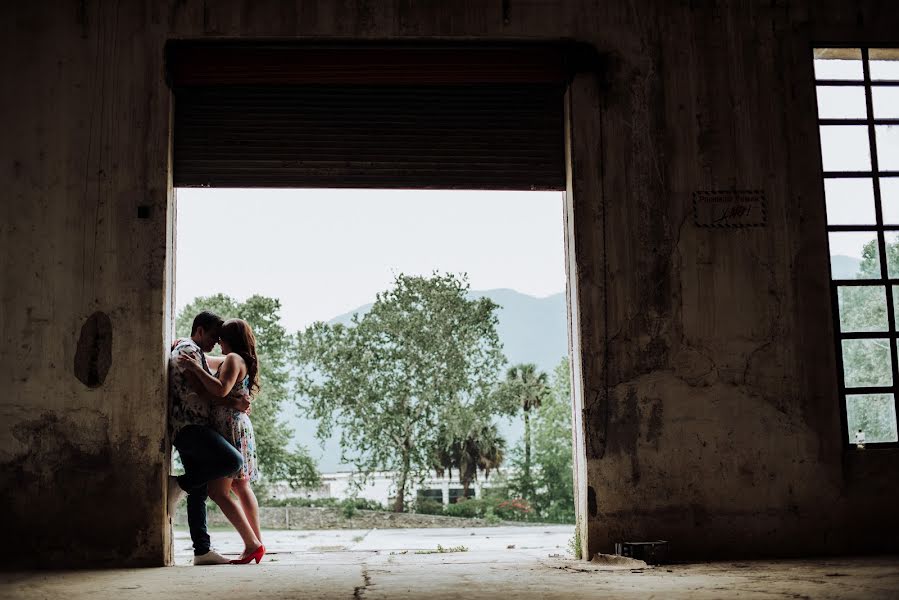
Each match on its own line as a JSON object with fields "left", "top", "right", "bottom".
{"left": 816, "top": 45, "right": 899, "bottom": 449}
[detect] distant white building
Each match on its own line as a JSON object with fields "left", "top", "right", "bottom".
{"left": 267, "top": 470, "right": 505, "bottom": 507}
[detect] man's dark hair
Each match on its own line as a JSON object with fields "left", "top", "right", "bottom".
{"left": 191, "top": 311, "right": 224, "bottom": 335}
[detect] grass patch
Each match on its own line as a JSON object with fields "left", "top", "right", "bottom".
{"left": 568, "top": 520, "right": 582, "bottom": 558}
{"left": 414, "top": 544, "right": 469, "bottom": 554}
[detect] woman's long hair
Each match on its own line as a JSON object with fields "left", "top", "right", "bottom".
{"left": 219, "top": 318, "right": 260, "bottom": 395}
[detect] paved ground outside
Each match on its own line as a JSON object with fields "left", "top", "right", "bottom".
{"left": 175, "top": 525, "right": 574, "bottom": 564}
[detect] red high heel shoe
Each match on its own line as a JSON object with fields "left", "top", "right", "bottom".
{"left": 230, "top": 545, "right": 265, "bottom": 564}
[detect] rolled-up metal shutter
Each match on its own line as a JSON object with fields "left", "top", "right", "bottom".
{"left": 167, "top": 43, "right": 591, "bottom": 190}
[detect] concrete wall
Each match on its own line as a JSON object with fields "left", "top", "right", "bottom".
{"left": 2, "top": 0, "right": 899, "bottom": 567}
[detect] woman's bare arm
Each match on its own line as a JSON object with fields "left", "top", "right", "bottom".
{"left": 205, "top": 355, "right": 227, "bottom": 370}
{"left": 184, "top": 372, "right": 251, "bottom": 413}
{"left": 179, "top": 352, "right": 243, "bottom": 397}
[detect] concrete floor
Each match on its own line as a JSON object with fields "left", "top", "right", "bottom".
{"left": 4, "top": 527, "right": 899, "bottom": 599}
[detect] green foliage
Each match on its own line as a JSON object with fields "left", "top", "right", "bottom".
{"left": 262, "top": 497, "right": 386, "bottom": 511}
{"left": 432, "top": 420, "right": 506, "bottom": 497}
{"left": 483, "top": 508, "right": 502, "bottom": 525}
{"left": 437, "top": 496, "right": 532, "bottom": 521}
{"left": 340, "top": 498, "right": 357, "bottom": 519}
{"left": 443, "top": 498, "right": 485, "bottom": 519}
{"left": 176, "top": 294, "right": 321, "bottom": 491}
{"left": 493, "top": 364, "right": 552, "bottom": 502}
{"left": 414, "top": 497, "right": 445, "bottom": 515}
{"left": 837, "top": 241, "right": 899, "bottom": 443}
{"left": 350, "top": 498, "right": 387, "bottom": 511}
{"left": 262, "top": 497, "right": 342, "bottom": 508}
{"left": 504, "top": 358, "right": 575, "bottom": 523}
{"left": 530, "top": 358, "right": 576, "bottom": 522}
{"left": 568, "top": 521, "right": 582, "bottom": 558}
{"left": 295, "top": 272, "right": 506, "bottom": 511}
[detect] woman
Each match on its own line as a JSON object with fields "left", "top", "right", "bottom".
{"left": 179, "top": 318, "right": 265, "bottom": 565}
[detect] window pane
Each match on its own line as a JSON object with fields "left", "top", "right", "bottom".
{"left": 886, "top": 231, "right": 899, "bottom": 278}
{"left": 869, "top": 48, "right": 899, "bottom": 81}
{"left": 829, "top": 231, "right": 880, "bottom": 279}
{"left": 846, "top": 394, "right": 898, "bottom": 443}
{"left": 892, "top": 285, "right": 899, "bottom": 327}
{"left": 872, "top": 87, "right": 899, "bottom": 118}
{"left": 824, "top": 178, "right": 876, "bottom": 225}
{"left": 820, "top": 126, "right": 871, "bottom": 171}
{"left": 816, "top": 86, "right": 867, "bottom": 119}
{"left": 838, "top": 285, "right": 887, "bottom": 332}
{"left": 882, "top": 178, "right": 899, "bottom": 224}
{"left": 814, "top": 48, "right": 863, "bottom": 80}
{"left": 842, "top": 339, "right": 892, "bottom": 387}
{"left": 876, "top": 125, "right": 899, "bottom": 171}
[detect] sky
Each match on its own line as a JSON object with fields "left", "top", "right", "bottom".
{"left": 175, "top": 188, "right": 566, "bottom": 332}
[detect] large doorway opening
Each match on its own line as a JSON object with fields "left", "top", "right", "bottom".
{"left": 172, "top": 187, "right": 575, "bottom": 563}
{"left": 166, "top": 41, "right": 593, "bottom": 565}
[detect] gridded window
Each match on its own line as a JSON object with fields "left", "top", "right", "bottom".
{"left": 417, "top": 489, "right": 443, "bottom": 501}
{"left": 448, "top": 488, "right": 475, "bottom": 504}
{"left": 815, "top": 48, "right": 899, "bottom": 446}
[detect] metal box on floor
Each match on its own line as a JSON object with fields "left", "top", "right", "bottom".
{"left": 614, "top": 541, "right": 669, "bottom": 564}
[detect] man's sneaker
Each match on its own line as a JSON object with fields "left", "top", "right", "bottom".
{"left": 167, "top": 475, "right": 185, "bottom": 516}
{"left": 194, "top": 549, "right": 231, "bottom": 565}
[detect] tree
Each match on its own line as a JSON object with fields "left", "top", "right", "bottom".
{"left": 529, "top": 357, "right": 575, "bottom": 522}
{"left": 294, "top": 272, "right": 507, "bottom": 512}
{"left": 837, "top": 240, "right": 899, "bottom": 443}
{"left": 492, "top": 363, "right": 551, "bottom": 501}
{"left": 433, "top": 420, "right": 506, "bottom": 498}
{"left": 176, "top": 294, "right": 321, "bottom": 492}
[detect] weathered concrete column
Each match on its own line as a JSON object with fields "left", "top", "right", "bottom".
{"left": 1, "top": 1, "right": 174, "bottom": 568}
{"left": 565, "top": 71, "right": 606, "bottom": 559}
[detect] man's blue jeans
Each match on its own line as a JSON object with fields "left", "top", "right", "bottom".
{"left": 173, "top": 424, "right": 243, "bottom": 556}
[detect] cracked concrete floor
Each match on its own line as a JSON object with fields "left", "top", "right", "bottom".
{"left": 5, "top": 553, "right": 899, "bottom": 599}
{"left": 5, "top": 554, "right": 899, "bottom": 599}
{"left": 3, "top": 526, "right": 899, "bottom": 599}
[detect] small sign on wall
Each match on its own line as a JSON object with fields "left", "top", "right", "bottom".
{"left": 693, "top": 190, "right": 767, "bottom": 228}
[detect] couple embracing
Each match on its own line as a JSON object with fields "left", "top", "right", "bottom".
{"left": 167, "top": 310, "right": 266, "bottom": 565}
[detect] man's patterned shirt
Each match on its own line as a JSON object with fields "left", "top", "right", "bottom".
{"left": 169, "top": 339, "right": 212, "bottom": 438}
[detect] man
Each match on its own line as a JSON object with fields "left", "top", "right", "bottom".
{"left": 168, "top": 310, "right": 250, "bottom": 565}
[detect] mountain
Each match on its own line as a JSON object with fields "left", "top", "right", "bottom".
{"left": 831, "top": 255, "right": 863, "bottom": 279}
{"left": 284, "top": 289, "right": 568, "bottom": 473}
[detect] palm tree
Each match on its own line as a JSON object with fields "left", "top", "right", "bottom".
{"left": 496, "top": 363, "right": 551, "bottom": 501}
{"left": 434, "top": 422, "right": 506, "bottom": 498}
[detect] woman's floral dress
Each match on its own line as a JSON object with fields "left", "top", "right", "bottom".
{"left": 211, "top": 370, "right": 260, "bottom": 482}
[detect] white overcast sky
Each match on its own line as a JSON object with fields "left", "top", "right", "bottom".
{"left": 175, "top": 188, "right": 566, "bottom": 333}
{"left": 815, "top": 55, "right": 899, "bottom": 261}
